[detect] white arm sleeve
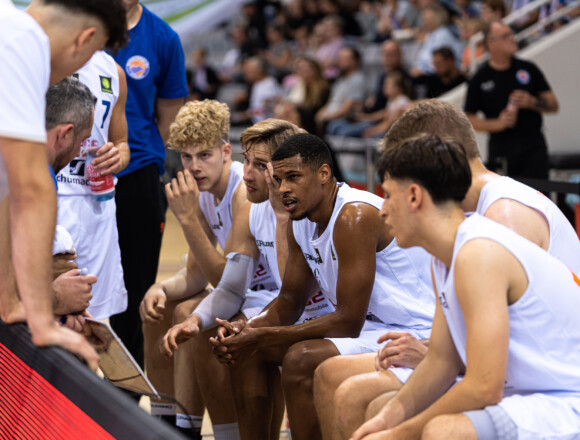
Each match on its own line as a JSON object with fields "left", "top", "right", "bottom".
{"left": 193, "top": 252, "right": 258, "bottom": 330}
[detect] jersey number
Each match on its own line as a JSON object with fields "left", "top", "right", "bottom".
{"left": 100, "top": 100, "right": 111, "bottom": 128}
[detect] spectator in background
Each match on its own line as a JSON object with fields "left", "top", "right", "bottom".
{"left": 188, "top": 47, "right": 220, "bottom": 101}
{"left": 411, "top": 3, "right": 464, "bottom": 76}
{"left": 413, "top": 46, "right": 466, "bottom": 99}
{"left": 220, "top": 25, "right": 259, "bottom": 84}
{"left": 286, "top": 57, "right": 331, "bottom": 129}
{"left": 235, "top": 57, "right": 283, "bottom": 125}
{"left": 260, "top": 24, "right": 294, "bottom": 81}
{"left": 319, "top": 0, "right": 363, "bottom": 36}
{"left": 330, "top": 71, "right": 411, "bottom": 138}
{"left": 315, "top": 15, "right": 347, "bottom": 79}
{"left": 464, "top": 21, "right": 559, "bottom": 179}
{"left": 365, "top": 40, "right": 412, "bottom": 113}
{"left": 315, "top": 46, "right": 366, "bottom": 135}
{"left": 460, "top": 17, "right": 485, "bottom": 71}
{"left": 111, "top": 0, "right": 188, "bottom": 375}
{"left": 480, "top": 0, "right": 506, "bottom": 23}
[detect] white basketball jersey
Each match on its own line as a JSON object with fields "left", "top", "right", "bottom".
{"left": 249, "top": 200, "right": 334, "bottom": 322}
{"left": 200, "top": 162, "right": 276, "bottom": 291}
{"left": 433, "top": 213, "right": 580, "bottom": 435}
{"left": 56, "top": 51, "right": 126, "bottom": 319}
{"left": 57, "top": 51, "right": 119, "bottom": 196}
{"left": 292, "top": 183, "right": 434, "bottom": 330}
{"left": 478, "top": 176, "right": 580, "bottom": 274}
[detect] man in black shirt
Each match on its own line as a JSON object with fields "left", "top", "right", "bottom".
{"left": 464, "top": 20, "right": 559, "bottom": 178}
{"left": 413, "top": 47, "right": 466, "bottom": 99}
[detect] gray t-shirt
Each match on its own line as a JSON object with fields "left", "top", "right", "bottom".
{"left": 326, "top": 71, "right": 366, "bottom": 114}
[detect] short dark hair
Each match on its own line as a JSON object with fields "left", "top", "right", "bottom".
{"left": 42, "top": 0, "right": 128, "bottom": 51}
{"left": 342, "top": 45, "right": 361, "bottom": 63}
{"left": 271, "top": 133, "right": 334, "bottom": 176}
{"left": 46, "top": 77, "right": 96, "bottom": 134}
{"left": 382, "top": 99, "right": 480, "bottom": 160}
{"left": 433, "top": 46, "right": 455, "bottom": 61}
{"left": 378, "top": 134, "right": 471, "bottom": 204}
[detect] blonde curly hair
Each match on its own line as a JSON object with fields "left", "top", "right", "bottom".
{"left": 168, "top": 100, "right": 230, "bottom": 151}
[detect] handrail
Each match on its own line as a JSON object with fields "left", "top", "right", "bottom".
{"left": 466, "top": 0, "right": 565, "bottom": 75}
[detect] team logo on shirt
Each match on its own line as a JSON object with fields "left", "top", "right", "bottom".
{"left": 481, "top": 80, "right": 495, "bottom": 92}
{"left": 125, "top": 56, "right": 150, "bottom": 80}
{"left": 100, "top": 76, "right": 113, "bottom": 94}
{"left": 516, "top": 69, "right": 530, "bottom": 85}
{"left": 68, "top": 158, "right": 86, "bottom": 176}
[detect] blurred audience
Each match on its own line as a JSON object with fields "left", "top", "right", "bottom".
{"left": 188, "top": 47, "right": 220, "bottom": 100}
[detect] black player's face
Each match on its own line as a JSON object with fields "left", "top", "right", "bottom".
{"left": 243, "top": 144, "right": 271, "bottom": 203}
{"left": 272, "top": 155, "right": 319, "bottom": 221}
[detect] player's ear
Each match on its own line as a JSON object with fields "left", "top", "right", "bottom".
{"left": 409, "top": 183, "right": 422, "bottom": 209}
{"left": 318, "top": 163, "right": 332, "bottom": 184}
{"left": 222, "top": 141, "right": 232, "bottom": 161}
{"left": 75, "top": 27, "right": 97, "bottom": 53}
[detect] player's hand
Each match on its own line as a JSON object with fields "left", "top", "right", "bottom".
{"left": 62, "top": 310, "right": 92, "bottom": 334}
{"left": 52, "top": 253, "right": 78, "bottom": 279}
{"left": 160, "top": 315, "right": 201, "bottom": 357}
{"left": 53, "top": 269, "right": 97, "bottom": 315}
{"left": 165, "top": 170, "right": 200, "bottom": 224}
{"left": 265, "top": 163, "right": 286, "bottom": 217}
{"left": 30, "top": 322, "right": 99, "bottom": 372}
{"left": 89, "top": 142, "right": 124, "bottom": 176}
{"left": 375, "top": 332, "right": 428, "bottom": 371}
{"left": 215, "top": 317, "right": 245, "bottom": 342}
{"left": 210, "top": 320, "right": 259, "bottom": 365}
{"left": 139, "top": 284, "right": 167, "bottom": 324}
{"left": 498, "top": 109, "right": 517, "bottom": 129}
{"left": 509, "top": 89, "right": 535, "bottom": 110}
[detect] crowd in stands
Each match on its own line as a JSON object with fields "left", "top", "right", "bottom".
{"left": 180, "top": 0, "right": 577, "bottom": 148}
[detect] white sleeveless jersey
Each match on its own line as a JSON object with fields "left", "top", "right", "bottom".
{"left": 200, "top": 161, "right": 276, "bottom": 291}
{"left": 433, "top": 214, "right": 580, "bottom": 436}
{"left": 292, "top": 183, "right": 434, "bottom": 330}
{"left": 56, "top": 51, "right": 126, "bottom": 319}
{"left": 249, "top": 200, "right": 334, "bottom": 322}
{"left": 478, "top": 176, "right": 580, "bottom": 274}
{"left": 57, "top": 51, "right": 119, "bottom": 196}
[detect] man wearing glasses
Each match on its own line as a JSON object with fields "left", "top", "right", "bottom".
{"left": 464, "top": 20, "right": 559, "bottom": 179}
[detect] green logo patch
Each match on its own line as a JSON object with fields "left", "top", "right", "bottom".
{"left": 100, "top": 76, "right": 113, "bottom": 94}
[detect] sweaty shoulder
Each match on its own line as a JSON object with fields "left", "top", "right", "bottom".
{"left": 335, "top": 202, "right": 391, "bottom": 250}
{"left": 484, "top": 199, "right": 549, "bottom": 250}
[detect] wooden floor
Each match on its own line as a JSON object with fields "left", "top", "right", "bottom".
{"left": 146, "top": 210, "right": 291, "bottom": 439}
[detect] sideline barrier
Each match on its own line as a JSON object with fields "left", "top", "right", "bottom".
{"left": 0, "top": 321, "right": 185, "bottom": 439}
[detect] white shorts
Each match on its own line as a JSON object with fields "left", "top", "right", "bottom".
{"left": 241, "top": 288, "right": 280, "bottom": 320}
{"left": 57, "top": 194, "right": 127, "bottom": 320}
{"left": 327, "top": 322, "right": 431, "bottom": 371}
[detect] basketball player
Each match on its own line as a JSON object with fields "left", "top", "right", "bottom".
{"left": 211, "top": 133, "right": 435, "bottom": 440}
{"left": 314, "top": 99, "right": 580, "bottom": 440}
{"left": 140, "top": 101, "right": 278, "bottom": 439}
{"left": 350, "top": 133, "right": 580, "bottom": 440}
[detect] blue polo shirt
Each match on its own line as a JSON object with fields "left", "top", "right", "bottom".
{"left": 113, "top": 5, "right": 188, "bottom": 177}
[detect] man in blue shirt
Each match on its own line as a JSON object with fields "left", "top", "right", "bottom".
{"left": 111, "top": 0, "right": 188, "bottom": 373}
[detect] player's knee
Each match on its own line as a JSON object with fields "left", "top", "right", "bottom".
{"left": 313, "top": 356, "right": 340, "bottom": 393}
{"left": 421, "top": 415, "right": 454, "bottom": 440}
{"left": 334, "top": 379, "right": 359, "bottom": 426}
{"left": 282, "top": 342, "right": 321, "bottom": 385}
{"left": 173, "top": 300, "right": 193, "bottom": 324}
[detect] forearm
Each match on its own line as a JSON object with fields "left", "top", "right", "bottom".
{"left": 116, "top": 141, "right": 130, "bottom": 173}
{"left": 193, "top": 252, "right": 257, "bottom": 329}
{"left": 381, "top": 350, "right": 461, "bottom": 428}
{"left": 179, "top": 215, "right": 226, "bottom": 287}
{"left": 250, "top": 309, "right": 366, "bottom": 349}
{"left": 10, "top": 174, "right": 57, "bottom": 331}
{"left": 159, "top": 267, "right": 208, "bottom": 300}
{"left": 531, "top": 94, "right": 559, "bottom": 113}
{"left": 467, "top": 114, "right": 506, "bottom": 133}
